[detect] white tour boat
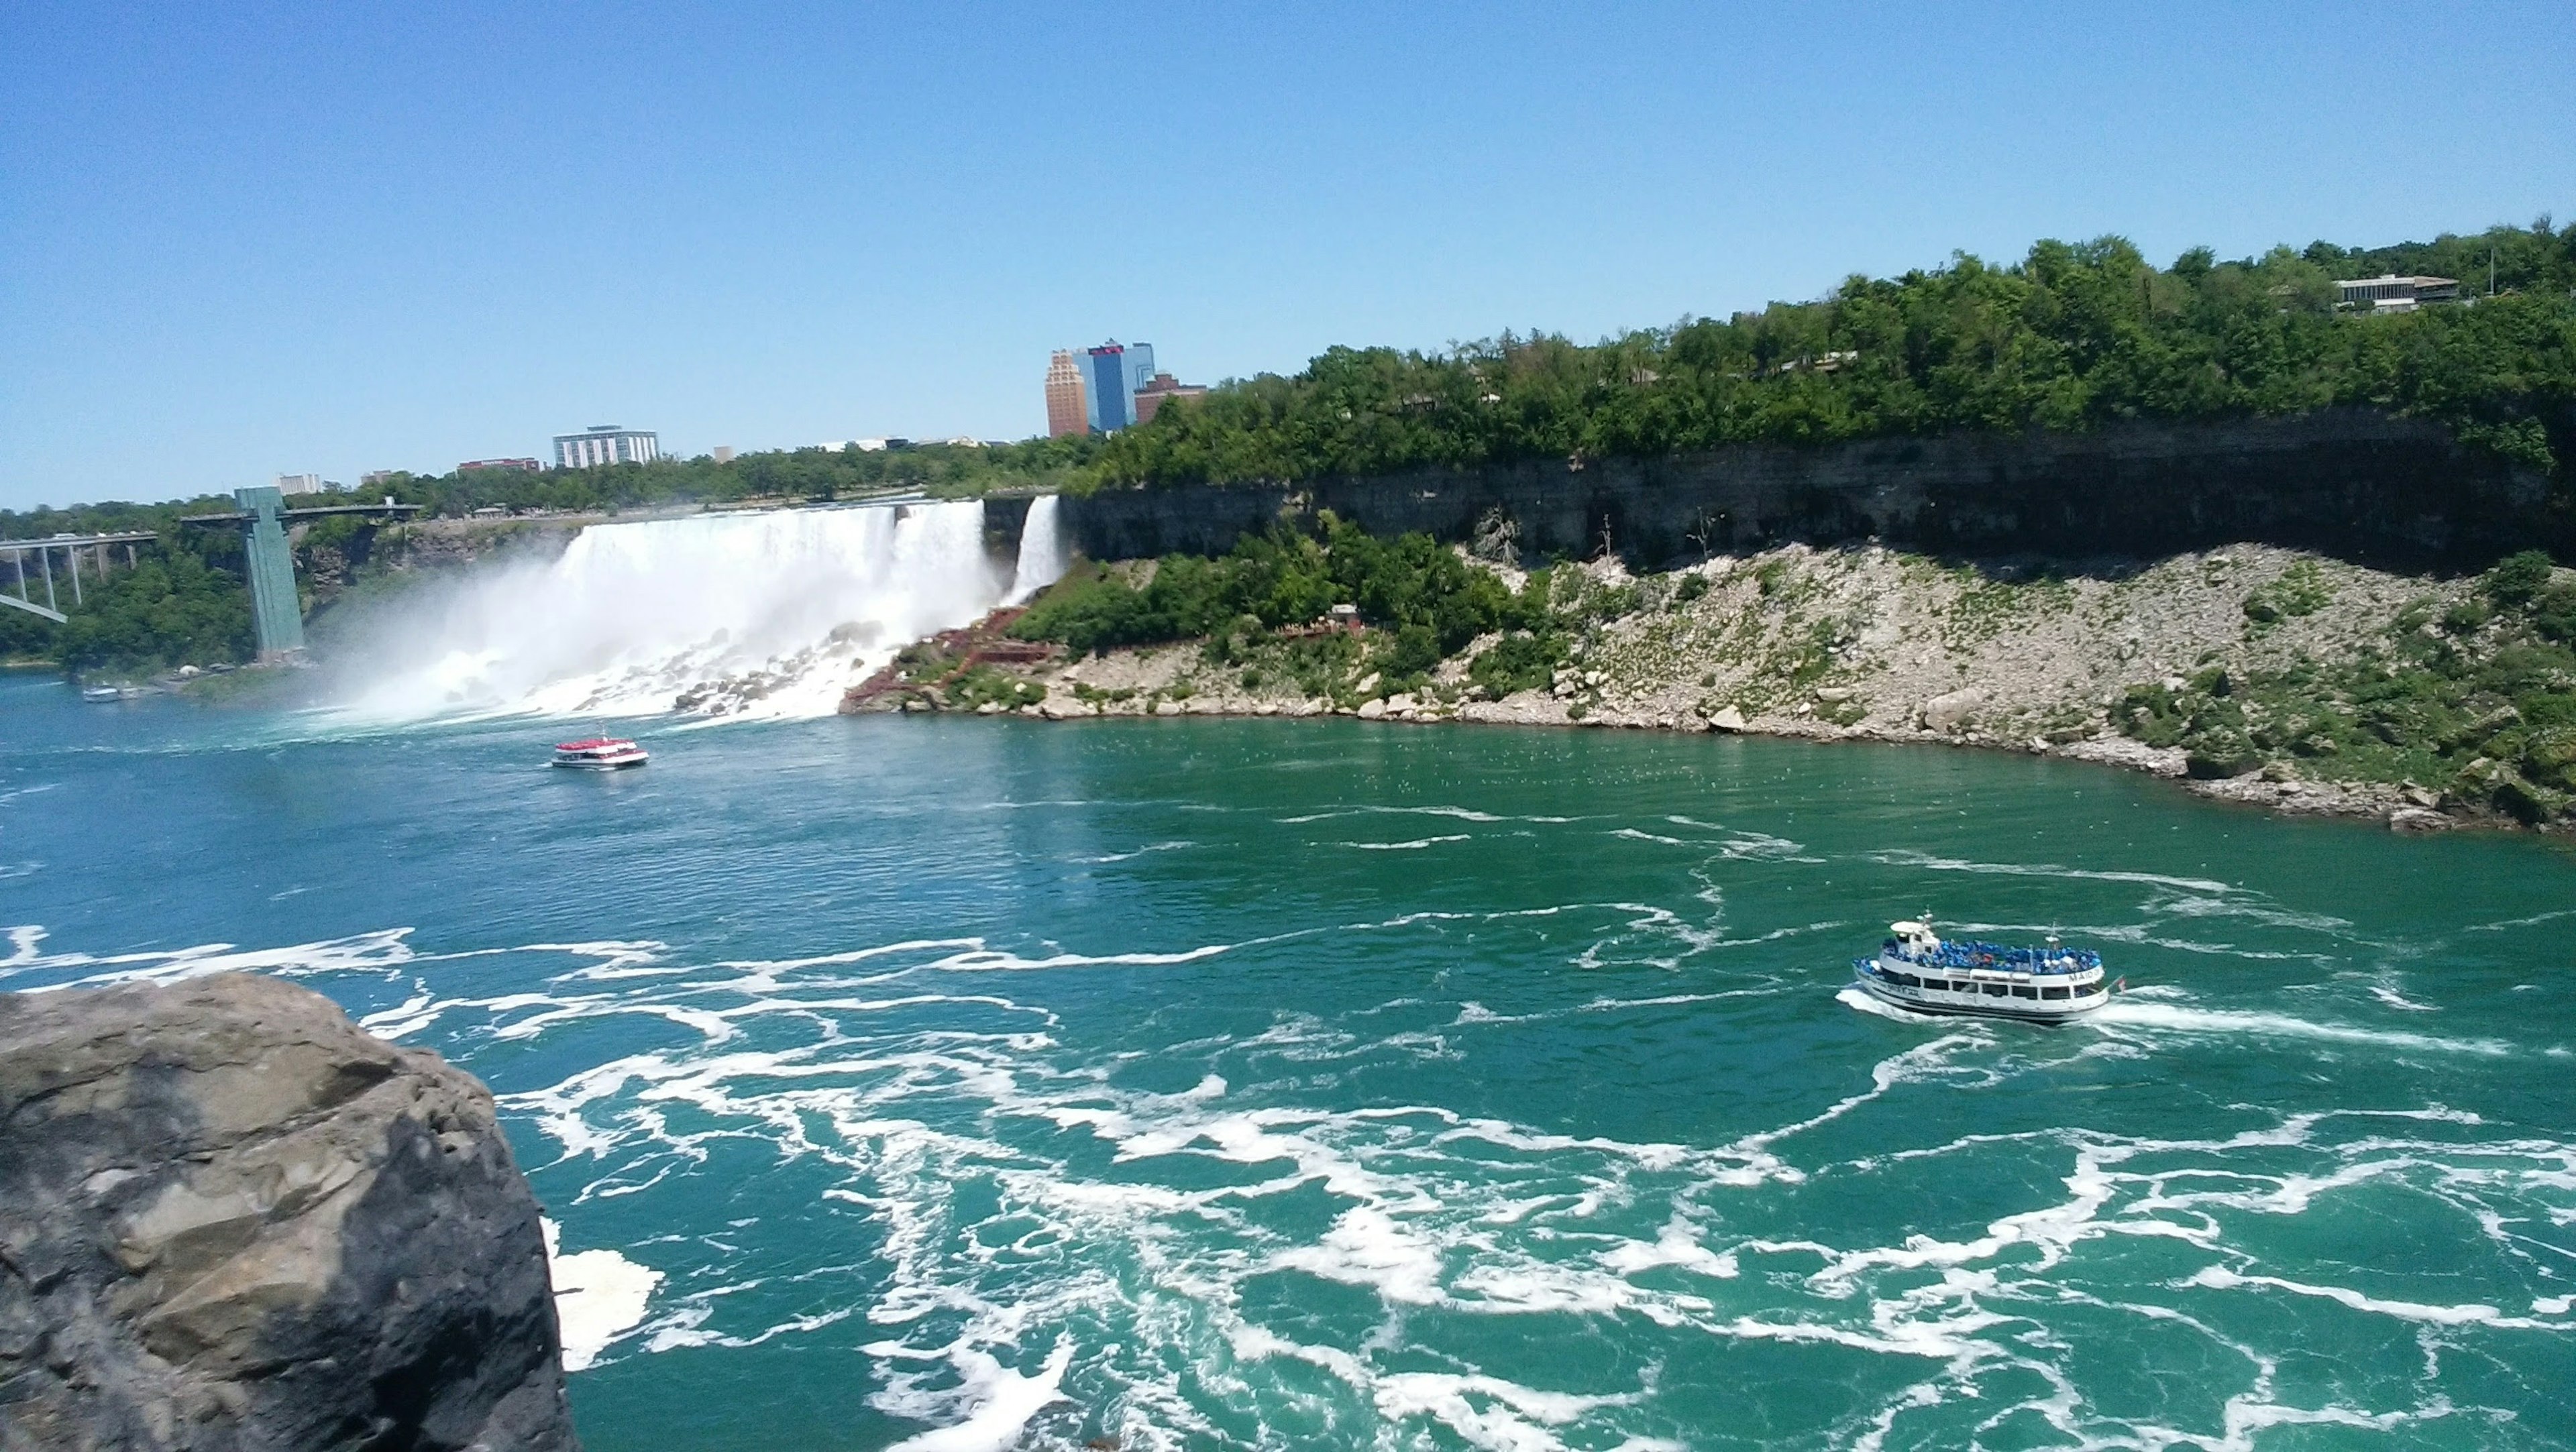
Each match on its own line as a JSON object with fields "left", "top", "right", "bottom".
{"left": 552, "top": 736, "right": 649, "bottom": 770}
{"left": 1851, "top": 918, "right": 2116, "bottom": 1024}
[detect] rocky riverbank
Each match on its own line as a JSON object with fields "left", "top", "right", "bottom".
{"left": 857, "top": 543, "right": 2576, "bottom": 835}
{"left": 0, "top": 973, "right": 579, "bottom": 1451}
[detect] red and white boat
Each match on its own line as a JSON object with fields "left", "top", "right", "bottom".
{"left": 552, "top": 736, "right": 649, "bottom": 770}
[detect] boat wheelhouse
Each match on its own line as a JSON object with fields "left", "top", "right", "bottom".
{"left": 551, "top": 736, "right": 649, "bottom": 770}
{"left": 1851, "top": 919, "right": 2112, "bottom": 1024}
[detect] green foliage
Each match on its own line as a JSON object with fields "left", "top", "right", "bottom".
{"left": 53, "top": 542, "right": 254, "bottom": 673}
{"left": 1095, "top": 221, "right": 2576, "bottom": 490}
{"left": 2483, "top": 550, "right": 2557, "bottom": 607}
{"left": 2243, "top": 560, "right": 2334, "bottom": 625}
{"left": 332, "top": 437, "right": 1104, "bottom": 519}
{"left": 1012, "top": 516, "right": 1550, "bottom": 659}
{"left": 942, "top": 666, "right": 1045, "bottom": 712}
{"left": 1468, "top": 631, "right": 1568, "bottom": 696}
{"left": 2114, "top": 566, "right": 2576, "bottom": 821}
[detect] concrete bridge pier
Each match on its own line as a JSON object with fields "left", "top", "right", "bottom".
{"left": 236, "top": 486, "right": 306, "bottom": 659}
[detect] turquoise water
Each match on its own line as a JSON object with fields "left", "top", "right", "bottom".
{"left": 6, "top": 674, "right": 2575, "bottom": 1450}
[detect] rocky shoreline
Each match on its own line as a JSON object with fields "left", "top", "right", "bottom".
{"left": 848, "top": 542, "right": 2573, "bottom": 836}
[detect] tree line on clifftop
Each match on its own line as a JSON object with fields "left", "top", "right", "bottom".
{"left": 7, "top": 219, "right": 2573, "bottom": 673}
{"left": 1087, "top": 221, "right": 2576, "bottom": 490}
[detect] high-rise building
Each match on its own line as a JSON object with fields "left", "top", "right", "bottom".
{"left": 553, "top": 425, "right": 660, "bottom": 469}
{"left": 1083, "top": 341, "right": 1157, "bottom": 432}
{"left": 276, "top": 473, "right": 323, "bottom": 494}
{"left": 1044, "top": 351, "right": 1090, "bottom": 439}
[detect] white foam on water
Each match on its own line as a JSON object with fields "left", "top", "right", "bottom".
{"left": 1277, "top": 804, "right": 1582, "bottom": 826}
{"left": 1339, "top": 834, "right": 1473, "bottom": 850}
{"left": 543, "top": 1219, "right": 663, "bottom": 1372}
{"left": 1868, "top": 848, "right": 2238, "bottom": 897}
{"left": 0, "top": 925, "right": 419, "bottom": 992}
{"left": 2185, "top": 1267, "right": 2568, "bottom": 1329}
{"left": 1372, "top": 1372, "right": 1640, "bottom": 1452}
{"left": 879, "top": 1339, "right": 1074, "bottom": 1452}
{"left": 325, "top": 500, "right": 1043, "bottom": 724}
{"left": 1077, "top": 840, "right": 1195, "bottom": 864}
{"left": 2091, "top": 1000, "right": 2512, "bottom": 1056}
{"left": 1273, "top": 1205, "right": 1446, "bottom": 1304}
{"left": 35, "top": 922, "right": 2571, "bottom": 1451}
{"left": 2369, "top": 983, "right": 2439, "bottom": 1012}
{"left": 1837, "top": 983, "right": 1937, "bottom": 1023}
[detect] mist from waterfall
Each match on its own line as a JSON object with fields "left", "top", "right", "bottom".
{"left": 329, "top": 498, "right": 1070, "bottom": 725}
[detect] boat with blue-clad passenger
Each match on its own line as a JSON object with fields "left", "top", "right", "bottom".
{"left": 1852, "top": 917, "right": 2117, "bottom": 1024}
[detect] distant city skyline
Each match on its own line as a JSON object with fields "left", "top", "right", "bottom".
{"left": 2, "top": 2, "right": 2571, "bottom": 508}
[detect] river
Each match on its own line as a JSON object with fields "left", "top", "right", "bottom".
{"left": 5, "top": 675, "right": 2572, "bottom": 1450}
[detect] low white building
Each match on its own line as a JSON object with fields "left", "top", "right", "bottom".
{"left": 2335, "top": 274, "right": 2459, "bottom": 313}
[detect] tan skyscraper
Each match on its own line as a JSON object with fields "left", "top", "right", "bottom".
{"left": 1044, "top": 350, "right": 1089, "bottom": 439}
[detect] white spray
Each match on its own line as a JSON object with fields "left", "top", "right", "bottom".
{"left": 331, "top": 498, "right": 1071, "bottom": 724}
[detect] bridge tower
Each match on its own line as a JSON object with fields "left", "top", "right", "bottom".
{"left": 236, "top": 486, "right": 305, "bottom": 659}
{"left": 180, "top": 492, "right": 421, "bottom": 661}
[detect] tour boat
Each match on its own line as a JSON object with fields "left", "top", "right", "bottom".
{"left": 1851, "top": 918, "right": 2116, "bottom": 1024}
{"left": 551, "top": 736, "right": 649, "bottom": 770}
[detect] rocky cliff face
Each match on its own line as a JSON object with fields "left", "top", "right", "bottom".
{"left": 0, "top": 973, "right": 578, "bottom": 1452}
{"left": 1063, "top": 410, "right": 2559, "bottom": 573}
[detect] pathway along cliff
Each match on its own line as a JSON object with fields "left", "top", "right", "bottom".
{"left": 0, "top": 974, "right": 579, "bottom": 1452}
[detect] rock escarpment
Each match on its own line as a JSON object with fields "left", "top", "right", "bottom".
{"left": 1063, "top": 410, "right": 2559, "bottom": 573}
{"left": 0, "top": 973, "right": 577, "bottom": 1452}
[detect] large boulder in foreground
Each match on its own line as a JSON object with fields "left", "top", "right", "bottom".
{"left": 0, "top": 973, "right": 577, "bottom": 1452}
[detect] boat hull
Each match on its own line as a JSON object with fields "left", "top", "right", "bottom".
{"left": 551, "top": 756, "right": 647, "bottom": 770}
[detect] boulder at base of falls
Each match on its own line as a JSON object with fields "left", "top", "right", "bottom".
{"left": 1919, "top": 687, "right": 1988, "bottom": 732}
{"left": 0, "top": 973, "right": 578, "bottom": 1452}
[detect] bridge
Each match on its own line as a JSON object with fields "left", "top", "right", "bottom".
{"left": 3, "top": 488, "right": 420, "bottom": 657}
{"left": 1, "top": 532, "right": 158, "bottom": 623}
{"left": 178, "top": 487, "right": 421, "bottom": 658}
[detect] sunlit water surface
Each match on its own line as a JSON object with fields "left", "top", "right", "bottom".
{"left": 6, "top": 676, "right": 2573, "bottom": 1451}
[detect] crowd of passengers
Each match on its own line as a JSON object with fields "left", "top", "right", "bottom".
{"left": 1882, "top": 939, "right": 2102, "bottom": 974}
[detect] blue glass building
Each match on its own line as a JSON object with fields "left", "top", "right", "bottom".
{"left": 1083, "top": 342, "right": 1156, "bottom": 432}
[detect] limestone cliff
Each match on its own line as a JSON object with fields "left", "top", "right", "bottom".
{"left": 0, "top": 973, "right": 577, "bottom": 1452}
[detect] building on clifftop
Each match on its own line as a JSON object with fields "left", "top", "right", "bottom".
{"left": 2334, "top": 274, "right": 2459, "bottom": 313}
{"left": 1044, "top": 349, "right": 1089, "bottom": 439}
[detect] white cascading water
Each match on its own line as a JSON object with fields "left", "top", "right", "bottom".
{"left": 333, "top": 497, "right": 1070, "bottom": 724}
{"left": 1004, "top": 494, "right": 1067, "bottom": 606}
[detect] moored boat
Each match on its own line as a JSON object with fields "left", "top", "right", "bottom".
{"left": 1851, "top": 918, "right": 2116, "bottom": 1024}
{"left": 552, "top": 736, "right": 649, "bottom": 770}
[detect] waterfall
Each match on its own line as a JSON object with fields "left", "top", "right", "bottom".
{"left": 333, "top": 500, "right": 1019, "bottom": 723}
{"left": 1005, "top": 494, "right": 1069, "bottom": 605}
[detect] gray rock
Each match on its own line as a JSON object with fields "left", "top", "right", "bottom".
{"left": 1919, "top": 687, "right": 1987, "bottom": 732}
{"left": 0, "top": 973, "right": 578, "bottom": 1452}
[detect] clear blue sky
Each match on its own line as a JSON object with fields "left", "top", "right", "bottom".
{"left": 2, "top": 1, "right": 2569, "bottom": 510}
